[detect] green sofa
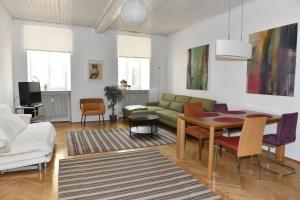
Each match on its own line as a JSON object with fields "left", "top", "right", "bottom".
{"left": 123, "top": 93, "right": 216, "bottom": 128}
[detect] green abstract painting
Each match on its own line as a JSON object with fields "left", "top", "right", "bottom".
{"left": 187, "top": 44, "right": 209, "bottom": 90}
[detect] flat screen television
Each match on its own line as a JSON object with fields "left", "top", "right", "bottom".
{"left": 18, "top": 82, "right": 42, "bottom": 106}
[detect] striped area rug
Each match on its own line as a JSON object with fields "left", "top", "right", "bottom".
{"left": 59, "top": 150, "right": 222, "bottom": 200}
{"left": 66, "top": 128, "right": 176, "bottom": 156}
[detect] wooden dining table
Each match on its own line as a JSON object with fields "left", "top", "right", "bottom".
{"left": 176, "top": 110, "right": 282, "bottom": 180}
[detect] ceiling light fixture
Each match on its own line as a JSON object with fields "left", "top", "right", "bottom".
{"left": 216, "top": 0, "right": 252, "bottom": 60}
{"left": 121, "top": 0, "right": 148, "bottom": 26}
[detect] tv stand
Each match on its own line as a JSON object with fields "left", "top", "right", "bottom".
{"left": 15, "top": 103, "right": 44, "bottom": 123}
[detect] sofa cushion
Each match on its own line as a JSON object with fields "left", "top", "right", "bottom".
{"left": 169, "top": 102, "right": 184, "bottom": 113}
{"left": 190, "top": 97, "right": 216, "bottom": 112}
{"left": 161, "top": 93, "right": 176, "bottom": 102}
{"left": 154, "top": 109, "right": 180, "bottom": 122}
{"left": 158, "top": 100, "right": 171, "bottom": 109}
{"left": 147, "top": 106, "right": 166, "bottom": 112}
{"left": 175, "top": 95, "right": 191, "bottom": 103}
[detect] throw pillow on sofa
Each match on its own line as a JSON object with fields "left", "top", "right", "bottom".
{"left": 0, "top": 131, "right": 10, "bottom": 153}
{"left": 169, "top": 102, "right": 184, "bottom": 113}
{"left": 158, "top": 100, "right": 171, "bottom": 109}
{"left": 0, "top": 115, "right": 27, "bottom": 154}
{"left": 0, "top": 115, "right": 27, "bottom": 141}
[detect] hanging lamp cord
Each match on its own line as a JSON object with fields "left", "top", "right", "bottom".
{"left": 227, "top": 0, "right": 231, "bottom": 40}
{"left": 241, "top": 0, "right": 244, "bottom": 42}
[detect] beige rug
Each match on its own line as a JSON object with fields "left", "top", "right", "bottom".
{"left": 59, "top": 150, "right": 222, "bottom": 200}
{"left": 66, "top": 128, "right": 176, "bottom": 156}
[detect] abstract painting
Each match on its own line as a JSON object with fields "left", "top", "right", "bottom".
{"left": 187, "top": 44, "right": 209, "bottom": 90}
{"left": 88, "top": 60, "right": 103, "bottom": 80}
{"left": 247, "top": 23, "right": 298, "bottom": 96}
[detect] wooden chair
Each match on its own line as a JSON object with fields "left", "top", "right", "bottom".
{"left": 214, "top": 117, "right": 267, "bottom": 184}
{"left": 80, "top": 98, "right": 105, "bottom": 126}
{"left": 184, "top": 102, "right": 223, "bottom": 160}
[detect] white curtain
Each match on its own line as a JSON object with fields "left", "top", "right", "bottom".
{"left": 24, "top": 25, "right": 73, "bottom": 53}
{"left": 117, "top": 35, "right": 151, "bottom": 58}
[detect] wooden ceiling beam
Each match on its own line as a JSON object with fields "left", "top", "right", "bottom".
{"left": 95, "top": 0, "right": 123, "bottom": 33}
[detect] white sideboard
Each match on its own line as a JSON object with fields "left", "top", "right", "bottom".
{"left": 41, "top": 91, "right": 71, "bottom": 122}
{"left": 123, "top": 90, "right": 149, "bottom": 106}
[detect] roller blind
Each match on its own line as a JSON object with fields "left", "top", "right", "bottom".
{"left": 117, "top": 35, "right": 151, "bottom": 58}
{"left": 24, "top": 25, "right": 73, "bottom": 53}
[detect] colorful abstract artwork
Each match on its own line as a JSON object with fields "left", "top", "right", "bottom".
{"left": 247, "top": 23, "right": 298, "bottom": 96}
{"left": 187, "top": 44, "right": 209, "bottom": 90}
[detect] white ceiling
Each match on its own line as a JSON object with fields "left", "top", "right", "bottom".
{"left": 0, "top": 0, "right": 248, "bottom": 35}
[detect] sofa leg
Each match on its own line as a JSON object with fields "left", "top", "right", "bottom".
{"left": 38, "top": 163, "right": 42, "bottom": 172}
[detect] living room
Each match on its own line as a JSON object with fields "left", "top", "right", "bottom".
{"left": 0, "top": 0, "right": 299, "bottom": 199}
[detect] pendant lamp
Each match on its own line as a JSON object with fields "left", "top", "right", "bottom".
{"left": 121, "top": 0, "right": 148, "bottom": 26}
{"left": 216, "top": 0, "right": 252, "bottom": 60}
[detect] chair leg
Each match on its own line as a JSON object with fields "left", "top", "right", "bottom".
{"left": 102, "top": 115, "right": 105, "bottom": 125}
{"left": 219, "top": 144, "right": 222, "bottom": 157}
{"left": 257, "top": 155, "right": 261, "bottom": 180}
{"left": 99, "top": 115, "right": 101, "bottom": 124}
{"left": 84, "top": 115, "right": 86, "bottom": 126}
{"left": 267, "top": 145, "right": 271, "bottom": 161}
{"left": 80, "top": 114, "right": 83, "bottom": 126}
{"left": 214, "top": 144, "right": 218, "bottom": 171}
{"left": 236, "top": 156, "right": 241, "bottom": 185}
{"left": 198, "top": 139, "right": 203, "bottom": 160}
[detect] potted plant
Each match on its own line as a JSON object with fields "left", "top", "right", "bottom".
{"left": 104, "top": 85, "right": 124, "bottom": 122}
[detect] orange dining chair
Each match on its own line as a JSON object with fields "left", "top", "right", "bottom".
{"left": 214, "top": 117, "right": 267, "bottom": 184}
{"left": 184, "top": 102, "right": 223, "bottom": 160}
{"left": 80, "top": 98, "right": 105, "bottom": 126}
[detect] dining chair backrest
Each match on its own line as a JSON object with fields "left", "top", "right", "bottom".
{"left": 237, "top": 117, "right": 267, "bottom": 157}
{"left": 276, "top": 112, "right": 298, "bottom": 145}
{"left": 184, "top": 102, "right": 203, "bottom": 116}
{"left": 213, "top": 103, "right": 228, "bottom": 112}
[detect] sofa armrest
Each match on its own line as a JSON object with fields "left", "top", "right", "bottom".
{"left": 146, "top": 102, "right": 159, "bottom": 106}
{"left": 17, "top": 114, "right": 32, "bottom": 125}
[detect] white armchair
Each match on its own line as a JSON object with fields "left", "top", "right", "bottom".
{"left": 0, "top": 104, "right": 56, "bottom": 173}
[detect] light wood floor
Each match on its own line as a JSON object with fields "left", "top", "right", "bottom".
{"left": 0, "top": 120, "right": 300, "bottom": 200}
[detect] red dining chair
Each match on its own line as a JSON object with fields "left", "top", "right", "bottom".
{"left": 185, "top": 102, "right": 223, "bottom": 160}
{"left": 262, "top": 112, "right": 298, "bottom": 176}
{"left": 214, "top": 117, "right": 267, "bottom": 184}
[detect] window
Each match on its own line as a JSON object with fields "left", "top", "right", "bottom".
{"left": 27, "top": 50, "right": 71, "bottom": 91}
{"left": 118, "top": 57, "right": 150, "bottom": 90}
{"left": 117, "top": 35, "right": 151, "bottom": 90}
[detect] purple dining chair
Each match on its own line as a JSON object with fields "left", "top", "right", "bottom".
{"left": 213, "top": 103, "right": 228, "bottom": 112}
{"left": 213, "top": 103, "right": 240, "bottom": 137}
{"left": 263, "top": 112, "right": 298, "bottom": 176}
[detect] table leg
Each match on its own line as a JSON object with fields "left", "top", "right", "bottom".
{"left": 275, "top": 145, "right": 285, "bottom": 162}
{"left": 176, "top": 117, "right": 186, "bottom": 160}
{"left": 275, "top": 121, "right": 285, "bottom": 162}
{"left": 207, "top": 126, "right": 215, "bottom": 179}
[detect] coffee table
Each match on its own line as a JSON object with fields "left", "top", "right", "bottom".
{"left": 128, "top": 114, "right": 159, "bottom": 137}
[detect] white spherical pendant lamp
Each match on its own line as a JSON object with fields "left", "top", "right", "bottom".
{"left": 121, "top": 0, "right": 148, "bottom": 26}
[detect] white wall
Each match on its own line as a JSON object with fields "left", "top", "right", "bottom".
{"left": 12, "top": 20, "right": 168, "bottom": 122}
{"left": 0, "top": 3, "right": 13, "bottom": 108}
{"left": 167, "top": 0, "right": 300, "bottom": 161}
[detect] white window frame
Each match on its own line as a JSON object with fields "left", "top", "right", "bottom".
{"left": 27, "top": 50, "right": 71, "bottom": 91}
